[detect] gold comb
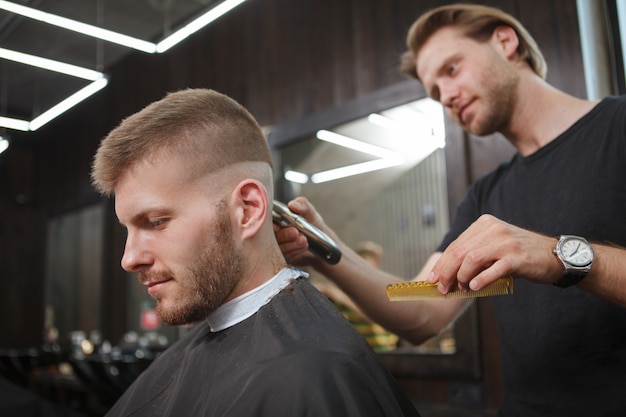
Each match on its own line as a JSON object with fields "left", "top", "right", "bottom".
{"left": 386, "top": 276, "right": 513, "bottom": 301}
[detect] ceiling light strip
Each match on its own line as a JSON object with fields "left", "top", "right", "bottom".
{"left": 0, "top": 47, "right": 104, "bottom": 80}
{"left": 156, "top": 0, "right": 248, "bottom": 53}
{"left": 316, "top": 129, "right": 401, "bottom": 159}
{"left": 0, "top": 0, "right": 246, "bottom": 54}
{"left": 0, "top": 78, "right": 108, "bottom": 131}
{"left": 284, "top": 170, "right": 309, "bottom": 184}
{"left": 0, "top": 46, "right": 108, "bottom": 131}
{"left": 0, "top": 137, "right": 9, "bottom": 154}
{"left": 0, "top": 0, "right": 156, "bottom": 53}
{"left": 28, "top": 78, "right": 108, "bottom": 131}
{"left": 311, "top": 157, "right": 405, "bottom": 184}
{"left": 367, "top": 113, "right": 395, "bottom": 128}
{"left": 0, "top": 116, "right": 29, "bottom": 131}
{"left": 0, "top": 0, "right": 247, "bottom": 132}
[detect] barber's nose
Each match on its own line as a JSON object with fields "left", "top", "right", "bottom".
{"left": 439, "top": 82, "right": 459, "bottom": 108}
{"left": 121, "top": 231, "right": 153, "bottom": 272}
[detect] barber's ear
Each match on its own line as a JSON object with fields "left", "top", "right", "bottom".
{"left": 232, "top": 180, "right": 268, "bottom": 240}
{"left": 491, "top": 25, "right": 520, "bottom": 60}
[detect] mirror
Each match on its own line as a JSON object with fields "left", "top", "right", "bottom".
{"left": 269, "top": 81, "right": 481, "bottom": 378}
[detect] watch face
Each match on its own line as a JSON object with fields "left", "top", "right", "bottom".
{"left": 560, "top": 237, "right": 593, "bottom": 267}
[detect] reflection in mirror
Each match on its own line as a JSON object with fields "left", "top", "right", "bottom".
{"left": 274, "top": 98, "right": 456, "bottom": 354}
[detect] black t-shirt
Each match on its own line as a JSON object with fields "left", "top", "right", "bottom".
{"left": 106, "top": 278, "right": 420, "bottom": 417}
{"left": 439, "top": 96, "right": 626, "bottom": 417}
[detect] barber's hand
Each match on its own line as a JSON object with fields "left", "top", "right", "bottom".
{"left": 273, "top": 197, "right": 334, "bottom": 267}
{"left": 429, "top": 214, "right": 563, "bottom": 293}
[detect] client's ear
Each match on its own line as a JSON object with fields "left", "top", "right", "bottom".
{"left": 232, "top": 180, "right": 268, "bottom": 240}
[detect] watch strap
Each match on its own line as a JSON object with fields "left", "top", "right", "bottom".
{"left": 553, "top": 272, "right": 587, "bottom": 288}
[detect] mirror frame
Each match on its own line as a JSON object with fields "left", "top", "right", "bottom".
{"left": 268, "top": 80, "right": 482, "bottom": 380}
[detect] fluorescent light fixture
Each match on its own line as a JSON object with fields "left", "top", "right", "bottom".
{"left": 0, "top": 0, "right": 247, "bottom": 54}
{"left": 284, "top": 170, "right": 309, "bottom": 184}
{"left": 367, "top": 98, "right": 446, "bottom": 165}
{"left": 308, "top": 130, "right": 407, "bottom": 183}
{"left": 0, "top": 116, "right": 30, "bottom": 131}
{"left": 29, "top": 78, "right": 108, "bottom": 131}
{"left": 369, "top": 112, "right": 432, "bottom": 134}
{"left": 0, "top": 137, "right": 8, "bottom": 154}
{"left": 0, "top": 47, "right": 104, "bottom": 80}
{"left": 156, "top": 0, "right": 248, "bottom": 53}
{"left": 316, "top": 129, "right": 401, "bottom": 159}
{"left": 367, "top": 112, "right": 445, "bottom": 158}
{"left": 0, "top": 0, "right": 248, "bottom": 131}
{"left": 285, "top": 99, "right": 446, "bottom": 185}
{"left": 367, "top": 113, "right": 396, "bottom": 129}
{"left": 1, "top": 78, "right": 108, "bottom": 132}
{"left": 311, "top": 157, "right": 405, "bottom": 184}
{"left": 368, "top": 108, "right": 443, "bottom": 141}
{"left": 0, "top": 48, "right": 108, "bottom": 131}
{"left": 0, "top": 0, "right": 156, "bottom": 53}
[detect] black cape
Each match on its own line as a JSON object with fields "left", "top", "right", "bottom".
{"left": 106, "top": 277, "right": 420, "bottom": 416}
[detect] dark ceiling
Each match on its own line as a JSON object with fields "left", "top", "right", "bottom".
{"left": 0, "top": 0, "right": 221, "bottom": 127}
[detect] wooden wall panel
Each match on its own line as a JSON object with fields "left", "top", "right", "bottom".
{"left": 0, "top": 141, "right": 47, "bottom": 347}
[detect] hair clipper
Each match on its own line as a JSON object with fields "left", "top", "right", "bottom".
{"left": 273, "top": 200, "right": 342, "bottom": 265}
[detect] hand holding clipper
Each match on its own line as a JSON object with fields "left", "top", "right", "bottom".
{"left": 273, "top": 200, "right": 342, "bottom": 265}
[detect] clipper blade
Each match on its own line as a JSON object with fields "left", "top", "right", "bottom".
{"left": 386, "top": 276, "right": 514, "bottom": 301}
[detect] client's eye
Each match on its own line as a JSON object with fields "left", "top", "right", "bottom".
{"left": 148, "top": 218, "right": 167, "bottom": 228}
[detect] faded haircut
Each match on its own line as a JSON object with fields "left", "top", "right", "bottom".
{"left": 91, "top": 88, "right": 273, "bottom": 196}
{"left": 399, "top": 3, "right": 547, "bottom": 81}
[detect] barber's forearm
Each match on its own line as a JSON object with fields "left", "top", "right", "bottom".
{"left": 316, "top": 247, "right": 466, "bottom": 344}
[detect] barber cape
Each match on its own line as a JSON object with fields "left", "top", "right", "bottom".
{"left": 105, "top": 268, "right": 420, "bottom": 417}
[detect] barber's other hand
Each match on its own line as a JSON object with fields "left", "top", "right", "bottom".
{"left": 430, "top": 214, "right": 563, "bottom": 293}
{"left": 274, "top": 197, "right": 335, "bottom": 268}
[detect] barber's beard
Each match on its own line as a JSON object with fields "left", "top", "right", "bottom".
{"left": 143, "top": 203, "right": 245, "bottom": 326}
{"left": 467, "top": 57, "right": 520, "bottom": 136}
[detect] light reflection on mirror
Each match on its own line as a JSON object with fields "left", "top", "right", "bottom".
{"left": 276, "top": 97, "right": 456, "bottom": 354}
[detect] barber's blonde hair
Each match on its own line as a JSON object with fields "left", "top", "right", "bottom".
{"left": 91, "top": 88, "right": 273, "bottom": 196}
{"left": 400, "top": 4, "right": 547, "bottom": 80}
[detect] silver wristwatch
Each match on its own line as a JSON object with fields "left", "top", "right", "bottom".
{"left": 553, "top": 235, "right": 594, "bottom": 288}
